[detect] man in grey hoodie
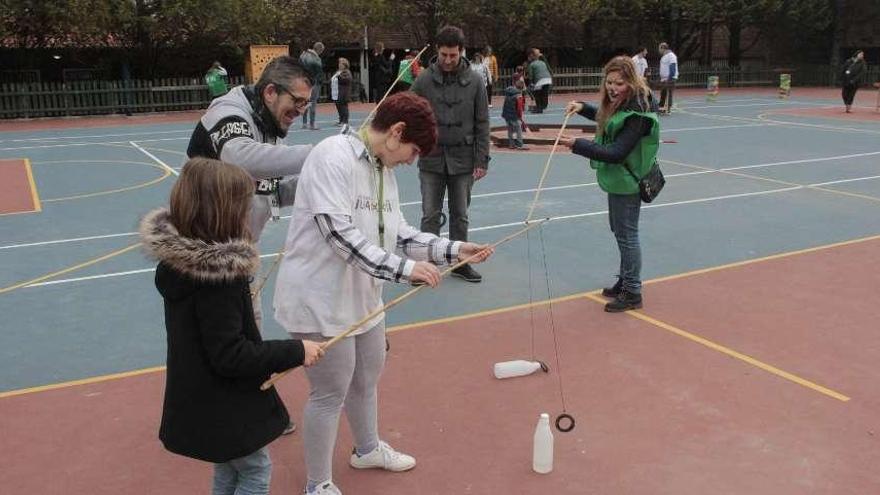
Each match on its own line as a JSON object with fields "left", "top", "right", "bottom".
{"left": 412, "top": 26, "right": 490, "bottom": 283}
{"left": 186, "top": 55, "right": 314, "bottom": 435}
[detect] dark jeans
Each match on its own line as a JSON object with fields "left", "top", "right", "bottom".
{"left": 335, "top": 101, "right": 349, "bottom": 124}
{"left": 842, "top": 84, "right": 859, "bottom": 106}
{"left": 370, "top": 81, "right": 387, "bottom": 103}
{"left": 659, "top": 80, "right": 676, "bottom": 111}
{"left": 533, "top": 85, "right": 551, "bottom": 112}
{"left": 303, "top": 83, "right": 320, "bottom": 126}
{"left": 608, "top": 193, "right": 642, "bottom": 293}
{"left": 419, "top": 169, "right": 474, "bottom": 241}
{"left": 487, "top": 83, "right": 493, "bottom": 106}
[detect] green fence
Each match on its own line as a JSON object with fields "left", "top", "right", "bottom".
{"left": 2, "top": 65, "right": 877, "bottom": 119}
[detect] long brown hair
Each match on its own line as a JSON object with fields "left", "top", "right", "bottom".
{"left": 596, "top": 56, "right": 652, "bottom": 138}
{"left": 170, "top": 157, "right": 255, "bottom": 243}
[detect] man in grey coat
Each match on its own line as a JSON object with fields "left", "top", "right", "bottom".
{"left": 412, "top": 26, "right": 490, "bottom": 282}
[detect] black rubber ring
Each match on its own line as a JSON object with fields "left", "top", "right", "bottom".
{"left": 538, "top": 361, "right": 550, "bottom": 373}
{"left": 385, "top": 338, "right": 390, "bottom": 352}
{"left": 555, "top": 413, "right": 575, "bottom": 432}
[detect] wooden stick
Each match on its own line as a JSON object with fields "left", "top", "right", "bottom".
{"left": 251, "top": 249, "right": 284, "bottom": 302}
{"left": 260, "top": 217, "right": 550, "bottom": 391}
{"left": 358, "top": 44, "right": 431, "bottom": 132}
{"left": 525, "top": 112, "right": 574, "bottom": 223}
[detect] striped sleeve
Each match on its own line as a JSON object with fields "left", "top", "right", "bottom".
{"left": 396, "top": 216, "right": 461, "bottom": 264}
{"left": 315, "top": 213, "right": 415, "bottom": 282}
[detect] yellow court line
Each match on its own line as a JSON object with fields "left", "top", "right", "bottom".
{"left": 645, "top": 232, "right": 880, "bottom": 286}
{"left": 387, "top": 292, "right": 593, "bottom": 334}
{"left": 32, "top": 160, "right": 171, "bottom": 203}
{"left": 0, "top": 242, "right": 142, "bottom": 295}
{"left": 661, "top": 158, "right": 880, "bottom": 205}
{"left": 583, "top": 293, "right": 850, "bottom": 402}
{"left": 0, "top": 158, "right": 42, "bottom": 216}
{"left": 5, "top": 233, "right": 880, "bottom": 399}
{"left": 24, "top": 158, "right": 42, "bottom": 212}
{"left": 0, "top": 366, "right": 166, "bottom": 399}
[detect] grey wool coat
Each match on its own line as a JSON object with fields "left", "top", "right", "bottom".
{"left": 412, "top": 57, "right": 490, "bottom": 175}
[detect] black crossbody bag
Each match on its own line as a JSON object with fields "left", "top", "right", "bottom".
{"left": 623, "top": 159, "right": 665, "bottom": 203}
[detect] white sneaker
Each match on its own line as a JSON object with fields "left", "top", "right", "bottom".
{"left": 349, "top": 440, "right": 416, "bottom": 472}
{"left": 305, "top": 480, "right": 342, "bottom": 495}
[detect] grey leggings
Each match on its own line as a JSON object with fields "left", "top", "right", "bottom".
{"left": 290, "top": 322, "right": 386, "bottom": 484}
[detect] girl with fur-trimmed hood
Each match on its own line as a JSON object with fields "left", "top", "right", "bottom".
{"left": 140, "top": 157, "right": 323, "bottom": 494}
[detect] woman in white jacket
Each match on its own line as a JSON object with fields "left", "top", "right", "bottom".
{"left": 273, "top": 92, "right": 493, "bottom": 495}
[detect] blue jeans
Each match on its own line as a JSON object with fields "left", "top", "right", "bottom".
{"left": 419, "top": 169, "right": 474, "bottom": 241}
{"left": 303, "top": 83, "right": 320, "bottom": 126}
{"left": 607, "top": 193, "right": 642, "bottom": 293}
{"left": 213, "top": 446, "right": 272, "bottom": 495}
{"left": 505, "top": 119, "right": 523, "bottom": 148}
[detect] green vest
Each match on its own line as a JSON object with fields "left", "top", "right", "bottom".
{"left": 590, "top": 109, "right": 659, "bottom": 194}
{"left": 398, "top": 59, "right": 415, "bottom": 85}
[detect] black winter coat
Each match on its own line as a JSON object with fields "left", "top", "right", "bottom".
{"left": 140, "top": 208, "right": 305, "bottom": 463}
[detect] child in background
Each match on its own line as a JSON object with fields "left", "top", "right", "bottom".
{"left": 502, "top": 77, "right": 529, "bottom": 150}
{"left": 140, "top": 157, "right": 324, "bottom": 495}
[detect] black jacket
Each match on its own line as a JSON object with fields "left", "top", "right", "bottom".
{"left": 842, "top": 58, "right": 866, "bottom": 86}
{"left": 140, "top": 208, "right": 305, "bottom": 463}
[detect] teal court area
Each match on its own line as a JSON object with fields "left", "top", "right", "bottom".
{"left": 1, "top": 88, "right": 879, "bottom": 494}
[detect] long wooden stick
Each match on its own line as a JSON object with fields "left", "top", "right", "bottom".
{"left": 250, "top": 45, "right": 433, "bottom": 302}
{"left": 251, "top": 249, "right": 284, "bottom": 302}
{"left": 260, "top": 217, "right": 550, "bottom": 391}
{"left": 525, "top": 112, "right": 574, "bottom": 223}
{"left": 358, "top": 44, "right": 431, "bottom": 132}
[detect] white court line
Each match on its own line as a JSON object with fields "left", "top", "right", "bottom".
{"left": 680, "top": 101, "right": 834, "bottom": 110}
{"left": 4, "top": 148, "right": 877, "bottom": 251}
{"left": 0, "top": 129, "right": 191, "bottom": 144}
{"left": 812, "top": 174, "right": 880, "bottom": 187}
{"left": 129, "top": 141, "right": 178, "bottom": 176}
{"left": 0, "top": 232, "right": 138, "bottom": 251}
{"left": 662, "top": 123, "right": 770, "bottom": 132}
{"left": 17, "top": 181, "right": 865, "bottom": 290}
{"left": 725, "top": 151, "right": 880, "bottom": 171}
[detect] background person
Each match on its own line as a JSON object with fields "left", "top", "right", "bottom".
{"left": 841, "top": 50, "right": 866, "bottom": 113}
{"left": 411, "top": 26, "right": 491, "bottom": 283}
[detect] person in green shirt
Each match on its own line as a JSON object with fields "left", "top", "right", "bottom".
{"left": 205, "top": 61, "right": 229, "bottom": 98}
{"left": 559, "top": 56, "right": 660, "bottom": 312}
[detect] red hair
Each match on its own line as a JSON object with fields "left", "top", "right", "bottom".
{"left": 371, "top": 92, "right": 437, "bottom": 156}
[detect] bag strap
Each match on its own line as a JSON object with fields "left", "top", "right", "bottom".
{"left": 621, "top": 162, "right": 641, "bottom": 182}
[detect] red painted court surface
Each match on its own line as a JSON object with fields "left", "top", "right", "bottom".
{"left": 0, "top": 158, "right": 40, "bottom": 214}
{"left": 2, "top": 237, "right": 878, "bottom": 494}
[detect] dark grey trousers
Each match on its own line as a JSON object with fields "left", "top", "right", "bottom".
{"left": 419, "top": 169, "right": 474, "bottom": 241}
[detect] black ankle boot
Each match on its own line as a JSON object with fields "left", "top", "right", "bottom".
{"left": 604, "top": 290, "right": 642, "bottom": 313}
{"left": 601, "top": 277, "right": 622, "bottom": 298}
{"left": 451, "top": 264, "right": 482, "bottom": 283}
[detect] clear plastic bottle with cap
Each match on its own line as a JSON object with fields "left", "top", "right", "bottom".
{"left": 493, "top": 360, "right": 541, "bottom": 379}
{"left": 532, "top": 412, "right": 554, "bottom": 474}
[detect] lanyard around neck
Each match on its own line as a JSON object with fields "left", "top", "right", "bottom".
{"left": 358, "top": 129, "right": 385, "bottom": 248}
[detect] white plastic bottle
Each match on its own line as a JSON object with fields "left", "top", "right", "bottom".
{"left": 493, "top": 360, "right": 541, "bottom": 379}
{"left": 532, "top": 413, "right": 554, "bottom": 474}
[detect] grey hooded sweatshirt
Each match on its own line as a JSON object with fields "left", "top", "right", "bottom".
{"left": 186, "top": 85, "right": 313, "bottom": 240}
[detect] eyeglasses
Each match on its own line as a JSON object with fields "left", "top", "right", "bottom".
{"left": 274, "top": 83, "right": 310, "bottom": 109}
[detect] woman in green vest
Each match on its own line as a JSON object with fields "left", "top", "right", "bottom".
{"left": 559, "top": 56, "right": 660, "bottom": 312}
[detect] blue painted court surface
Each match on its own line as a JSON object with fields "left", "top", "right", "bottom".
{"left": 2, "top": 89, "right": 879, "bottom": 394}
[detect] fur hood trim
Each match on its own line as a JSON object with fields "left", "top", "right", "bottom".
{"left": 139, "top": 208, "right": 258, "bottom": 282}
